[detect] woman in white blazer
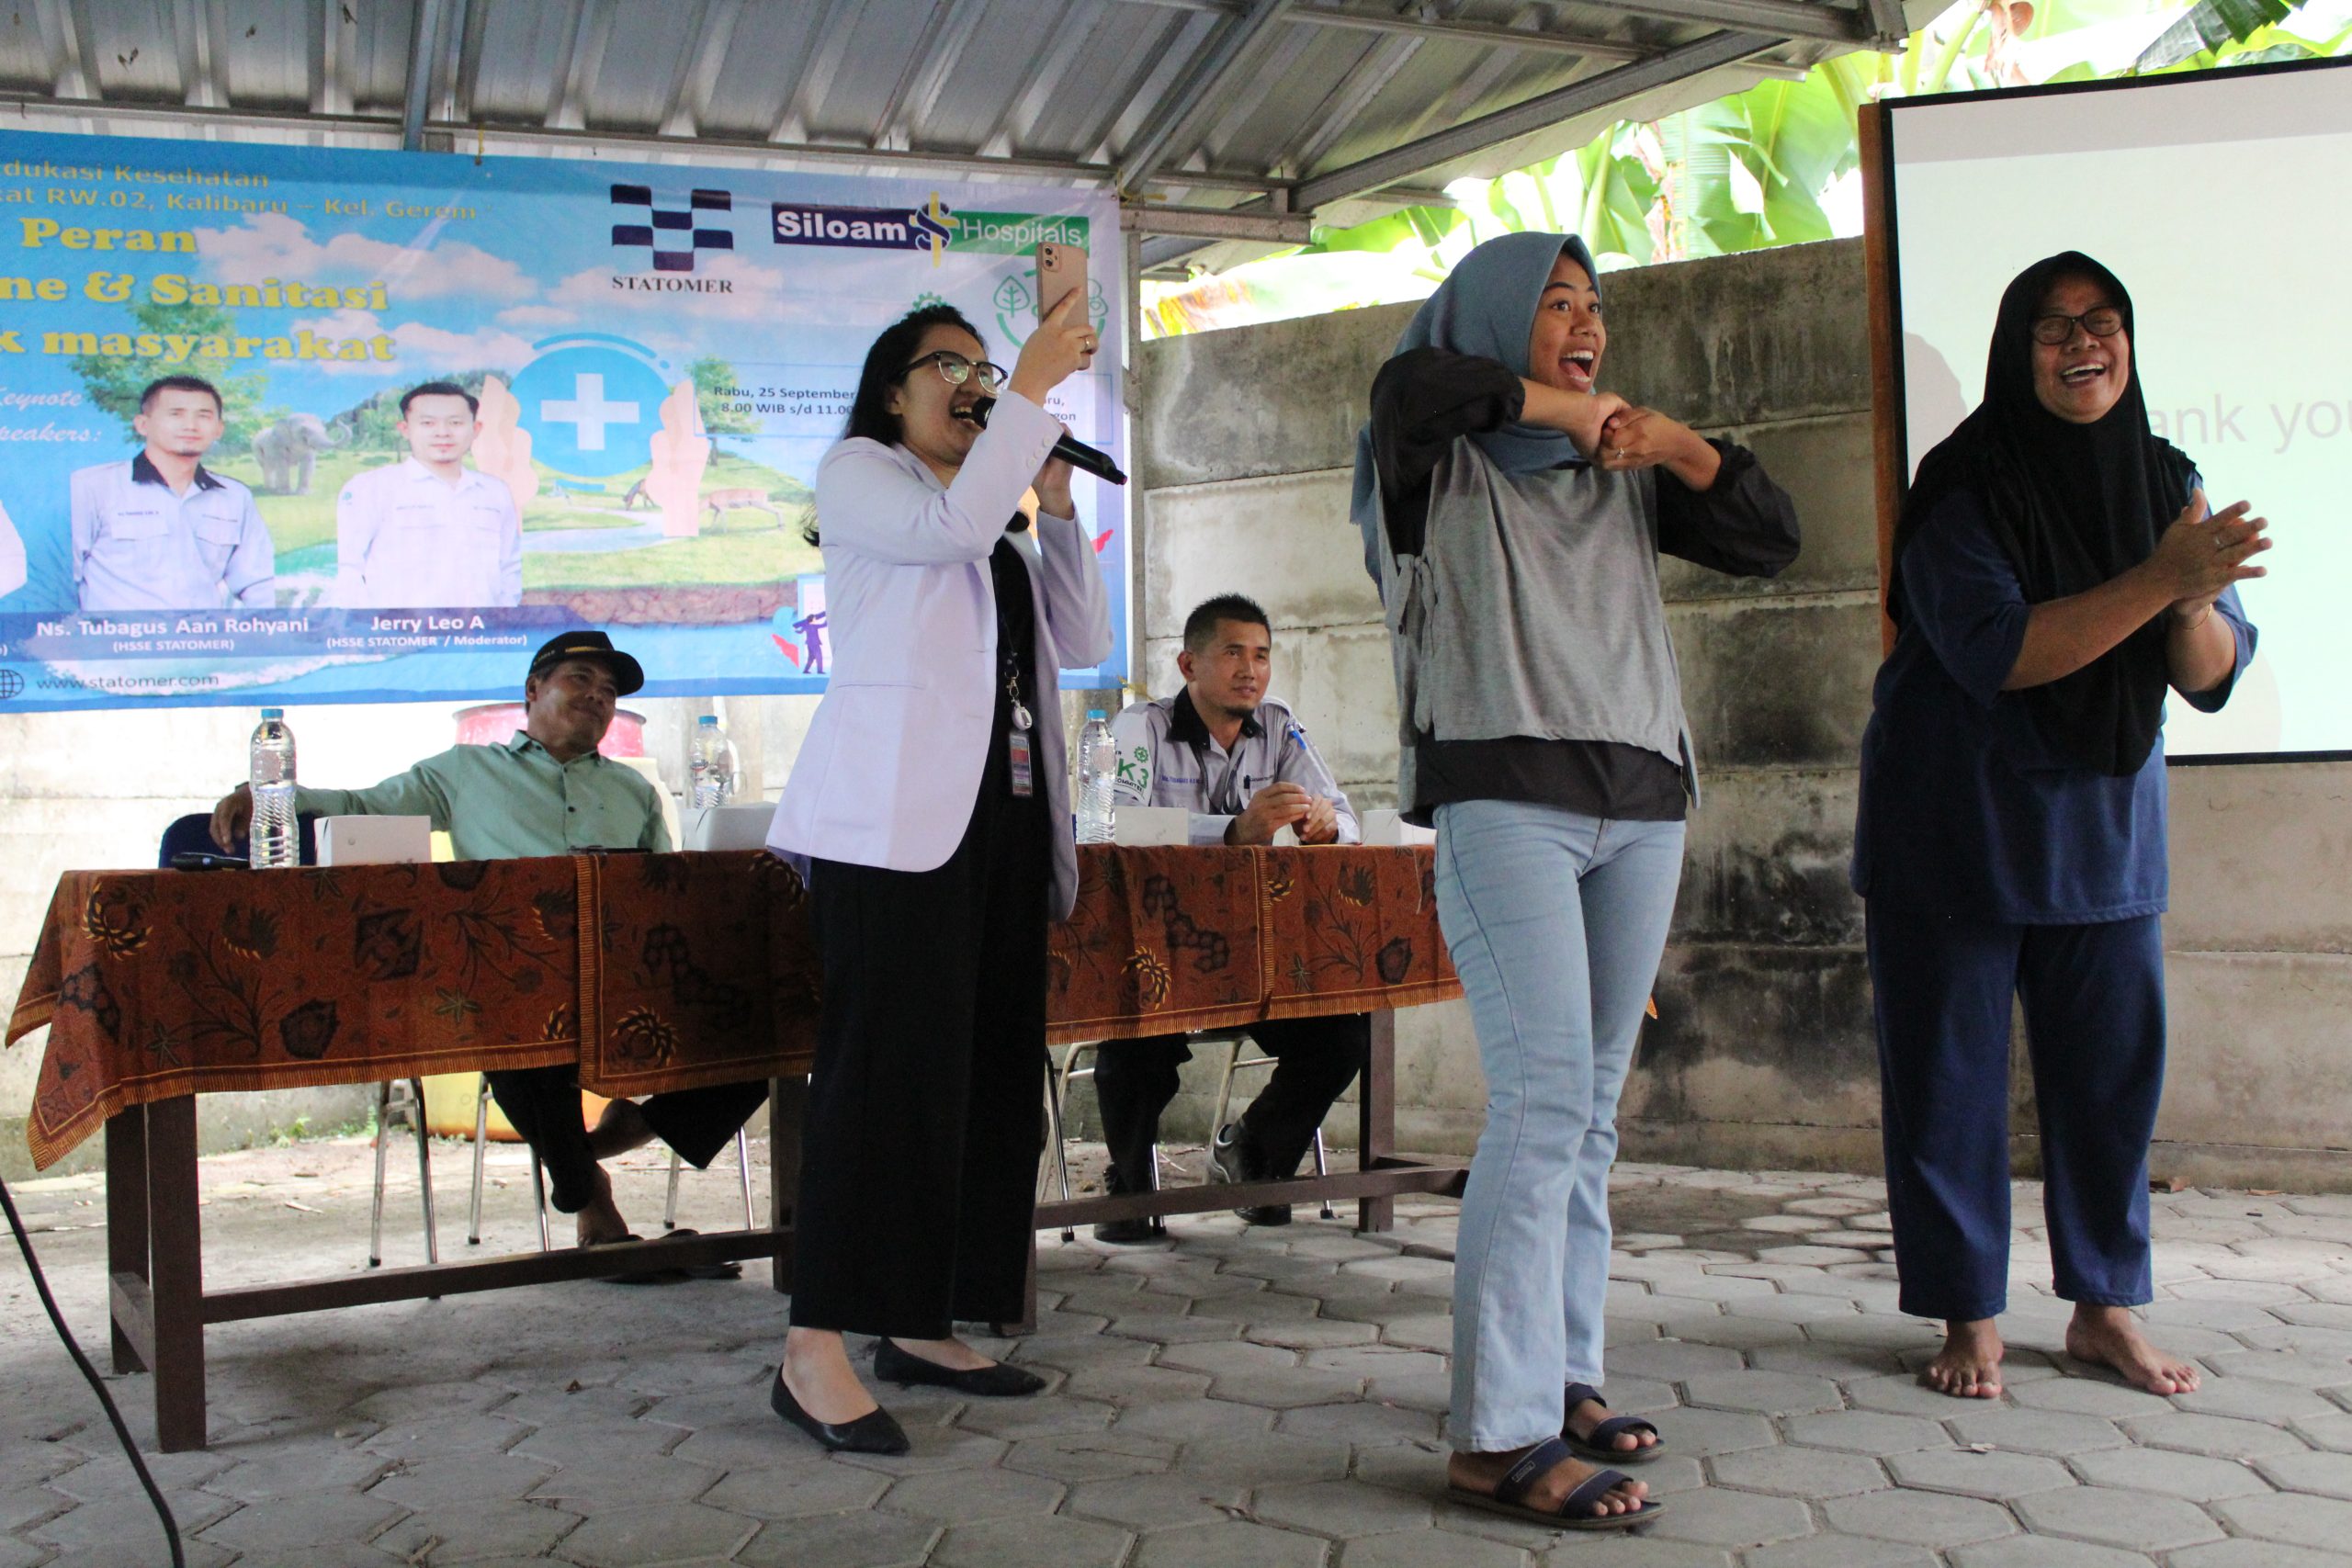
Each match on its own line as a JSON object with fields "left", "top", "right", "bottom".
{"left": 767, "top": 293, "right": 1110, "bottom": 1453}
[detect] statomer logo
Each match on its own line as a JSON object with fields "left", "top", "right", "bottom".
{"left": 770, "top": 193, "right": 1087, "bottom": 267}
{"left": 609, "top": 185, "right": 737, "bottom": 291}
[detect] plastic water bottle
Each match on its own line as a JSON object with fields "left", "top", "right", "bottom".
{"left": 690, "top": 714, "right": 739, "bottom": 808}
{"left": 1076, "top": 709, "right": 1117, "bottom": 844}
{"left": 248, "top": 707, "right": 298, "bottom": 869}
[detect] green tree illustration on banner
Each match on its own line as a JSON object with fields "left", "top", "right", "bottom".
{"left": 70, "top": 299, "right": 271, "bottom": 453}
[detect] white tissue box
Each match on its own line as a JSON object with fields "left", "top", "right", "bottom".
{"left": 684, "top": 801, "right": 779, "bottom": 852}
{"left": 316, "top": 816, "right": 432, "bottom": 866}
{"left": 1111, "top": 806, "right": 1189, "bottom": 847}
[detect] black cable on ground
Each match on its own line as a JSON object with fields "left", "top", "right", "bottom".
{"left": 0, "top": 1171, "right": 185, "bottom": 1567}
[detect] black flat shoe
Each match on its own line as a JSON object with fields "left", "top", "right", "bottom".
{"left": 874, "top": 1338, "right": 1046, "bottom": 1396}
{"left": 769, "top": 1367, "right": 910, "bottom": 1454}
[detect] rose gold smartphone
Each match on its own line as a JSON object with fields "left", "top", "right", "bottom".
{"left": 1036, "top": 241, "right": 1087, "bottom": 327}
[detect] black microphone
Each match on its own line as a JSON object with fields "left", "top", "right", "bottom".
{"left": 967, "top": 397, "right": 1127, "bottom": 486}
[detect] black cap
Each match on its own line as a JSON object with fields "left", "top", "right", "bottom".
{"left": 527, "top": 630, "right": 644, "bottom": 696}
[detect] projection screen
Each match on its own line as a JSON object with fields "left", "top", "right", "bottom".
{"left": 1872, "top": 56, "right": 2352, "bottom": 759}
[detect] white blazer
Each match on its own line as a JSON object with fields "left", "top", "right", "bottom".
{"left": 768, "top": 389, "right": 1115, "bottom": 919}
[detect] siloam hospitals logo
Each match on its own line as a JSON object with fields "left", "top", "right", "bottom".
{"left": 770, "top": 193, "right": 1087, "bottom": 267}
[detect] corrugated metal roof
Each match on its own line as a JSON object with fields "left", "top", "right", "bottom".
{"left": 0, "top": 0, "right": 1918, "bottom": 271}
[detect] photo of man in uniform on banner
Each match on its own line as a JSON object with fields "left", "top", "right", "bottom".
{"left": 333, "top": 381, "right": 524, "bottom": 609}
{"left": 68, "top": 375, "right": 276, "bottom": 613}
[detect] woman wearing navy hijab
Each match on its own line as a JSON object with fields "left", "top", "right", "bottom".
{"left": 1856, "top": 253, "right": 2266, "bottom": 1398}
{"left": 1355, "top": 232, "right": 1798, "bottom": 1526}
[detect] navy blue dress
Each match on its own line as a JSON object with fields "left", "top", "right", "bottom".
{"left": 1853, "top": 479, "right": 2256, "bottom": 1323}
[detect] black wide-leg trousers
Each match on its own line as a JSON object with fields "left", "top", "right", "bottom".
{"left": 788, "top": 771, "right": 1050, "bottom": 1338}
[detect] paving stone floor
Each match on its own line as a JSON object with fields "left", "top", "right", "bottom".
{"left": 6, "top": 1136, "right": 2352, "bottom": 1566}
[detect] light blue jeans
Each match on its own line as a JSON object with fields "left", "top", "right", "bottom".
{"left": 1435, "top": 799, "right": 1687, "bottom": 1451}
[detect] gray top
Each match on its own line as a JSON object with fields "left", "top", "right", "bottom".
{"left": 1380, "top": 437, "right": 1694, "bottom": 813}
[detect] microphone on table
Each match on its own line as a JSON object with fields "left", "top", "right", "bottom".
{"left": 967, "top": 397, "right": 1128, "bottom": 486}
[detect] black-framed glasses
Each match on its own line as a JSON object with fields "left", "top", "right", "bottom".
{"left": 901, "top": 350, "right": 1009, "bottom": 393}
{"left": 2030, "top": 307, "right": 2124, "bottom": 345}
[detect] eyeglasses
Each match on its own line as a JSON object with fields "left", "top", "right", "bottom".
{"left": 2030, "top": 307, "right": 2124, "bottom": 345}
{"left": 901, "top": 350, "right": 1009, "bottom": 393}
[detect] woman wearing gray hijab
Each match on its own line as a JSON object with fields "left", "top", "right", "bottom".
{"left": 1355, "top": 232, "right": 1798, "bottom": 1528}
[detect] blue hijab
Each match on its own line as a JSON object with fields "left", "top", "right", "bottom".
{"left": 1350, "top": 231, "right": 1601, "bottom": 583}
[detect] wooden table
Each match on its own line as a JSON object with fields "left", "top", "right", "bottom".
{"left": 8, "top": 845, "right": 1465, "bottom": 1450}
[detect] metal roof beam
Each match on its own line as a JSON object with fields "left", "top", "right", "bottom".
{"left": 1114, "top": 0, "right": 1645, "bottom": 61}
{"left": 549, "top": 0, "right": 614, "bottom": 134}
{"left": 309, "top": 0, "right": 336, "bottom": 117}
{"left": 1122, "top": 201, "right": 1312, "bottom": 245}
{"left": 40, "top": 0, "right": 93, "bottom": 100}
{"left": 1281, "top": 22, "right": 1423, "bottom": 177}
{"left": 979, "top": 0, "right": 1096, "bottom": 161}
{"left": 0, "top": 89, "right": 1299, "bottom": 196}
{"left": 1293, "top": 28, "right": 1782, "bottom": 211}
{"left": 1861, "top": 0, "right": 1909, "bottom": 46}
{"left": 1118, "top": 0, "right": 1296, "bottom": 196}
{"left": 169, "top": 0, "right": 219, "bottom": 108}
{"left": 1291, "top": 7, "right": 1645, "bottom": 62}
{"left": 869, "top": 0, "right": 956, "bottom": 151}
{"left": 402, "top": 0, "right": 448, "bottom": 150}
{"left": 769, "top": 0, "right": 861, "bottom": 145}
{"left": 1533, "top": 0, "right": 1867, "bottom": 45}
{"left": 452, "top": 0, "right": 486, "bottom": 122}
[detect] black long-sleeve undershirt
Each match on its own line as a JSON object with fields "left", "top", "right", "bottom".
{"left": 1368, "top": 346, "right": 1800, "bottom": 575}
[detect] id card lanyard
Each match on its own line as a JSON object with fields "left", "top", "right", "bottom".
{"left": 1003, "top": 644, "right": 1035, "bottom": 797}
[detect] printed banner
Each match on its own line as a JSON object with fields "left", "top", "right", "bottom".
{"left": 0, "top": 130, "right": 1127, "bottom": 712}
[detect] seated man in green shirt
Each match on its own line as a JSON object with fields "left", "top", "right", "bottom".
{"left": 209, "top": 630, "right": 766, "bottom": 1268}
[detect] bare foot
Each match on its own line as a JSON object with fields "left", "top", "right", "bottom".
{"left": 1922, "top": 1318, "right": 2006, "bottom": 1398}
{"left": 782, "top": 1327, "right": 882, "bottom": 1424}
{"left": 585, "top": 1098, "right": 657, "bottom": 1160}
{"left": 572, "top": 1165, "right": 632, "bottom": 1247}
{"left": 888, "top": 1336, "right": 1000, "bottom": 1372}
{"left": 2066, "top": 1304, "right": 2201, "bottom": 1394}
{"left": 1567, "top": 1395, "right": 1657, "bottom": 1454}
{"left": 1449, "top": 1444, "right": 1646, "bottom": 1519}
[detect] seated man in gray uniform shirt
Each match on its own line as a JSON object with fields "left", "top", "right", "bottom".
{"left": 1096, "top": 593, "right": 1366, "bottom": 1242}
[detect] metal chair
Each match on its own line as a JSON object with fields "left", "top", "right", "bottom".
{"left": 1045, "top": 1041, "right": 1161, "bottom": 1242}
{"left": 467, "top": 1075, "right": 552, "bottom": 1252}
{"left": 1048, "top": 1028, "right": 1331, "bottom": 1238}
{"left": 1211, "top": 1037, "right": 1335, "bottom": 1221}
{"left": 1043, "top": 1031, "right": 1338, "bottom": 1230}
{"left": 463, "top": 1075, "right": 752, "bottom": 1247}
{"left": 662, "top": 1125, "right": 756, "bottom": 1233}
{"left": 368, "top": 1077, "right": 440, "bottom": 1267}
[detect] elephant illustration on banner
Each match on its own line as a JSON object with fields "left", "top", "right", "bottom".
{"left": 253, "top": 412, "right": 349, "bottom": 495}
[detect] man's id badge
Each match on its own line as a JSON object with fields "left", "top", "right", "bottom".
{"left": 1008, "top": 728, "right": 1035, "bottom": 796}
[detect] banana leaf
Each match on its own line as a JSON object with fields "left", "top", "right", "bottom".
{"left": 2134, "top": 0, "right": 2295, "bottom": 67}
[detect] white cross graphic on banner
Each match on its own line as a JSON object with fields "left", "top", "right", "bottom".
{"left": 540, "top": 374, "right": 639, "bottom": 451}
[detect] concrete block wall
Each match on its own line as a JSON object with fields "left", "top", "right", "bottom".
{"left": 1130, "top": 237, "right": 2352, "bottom": 1188}
{"left": 5, "top": 238, "right": 2345, "bottom": 1188}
